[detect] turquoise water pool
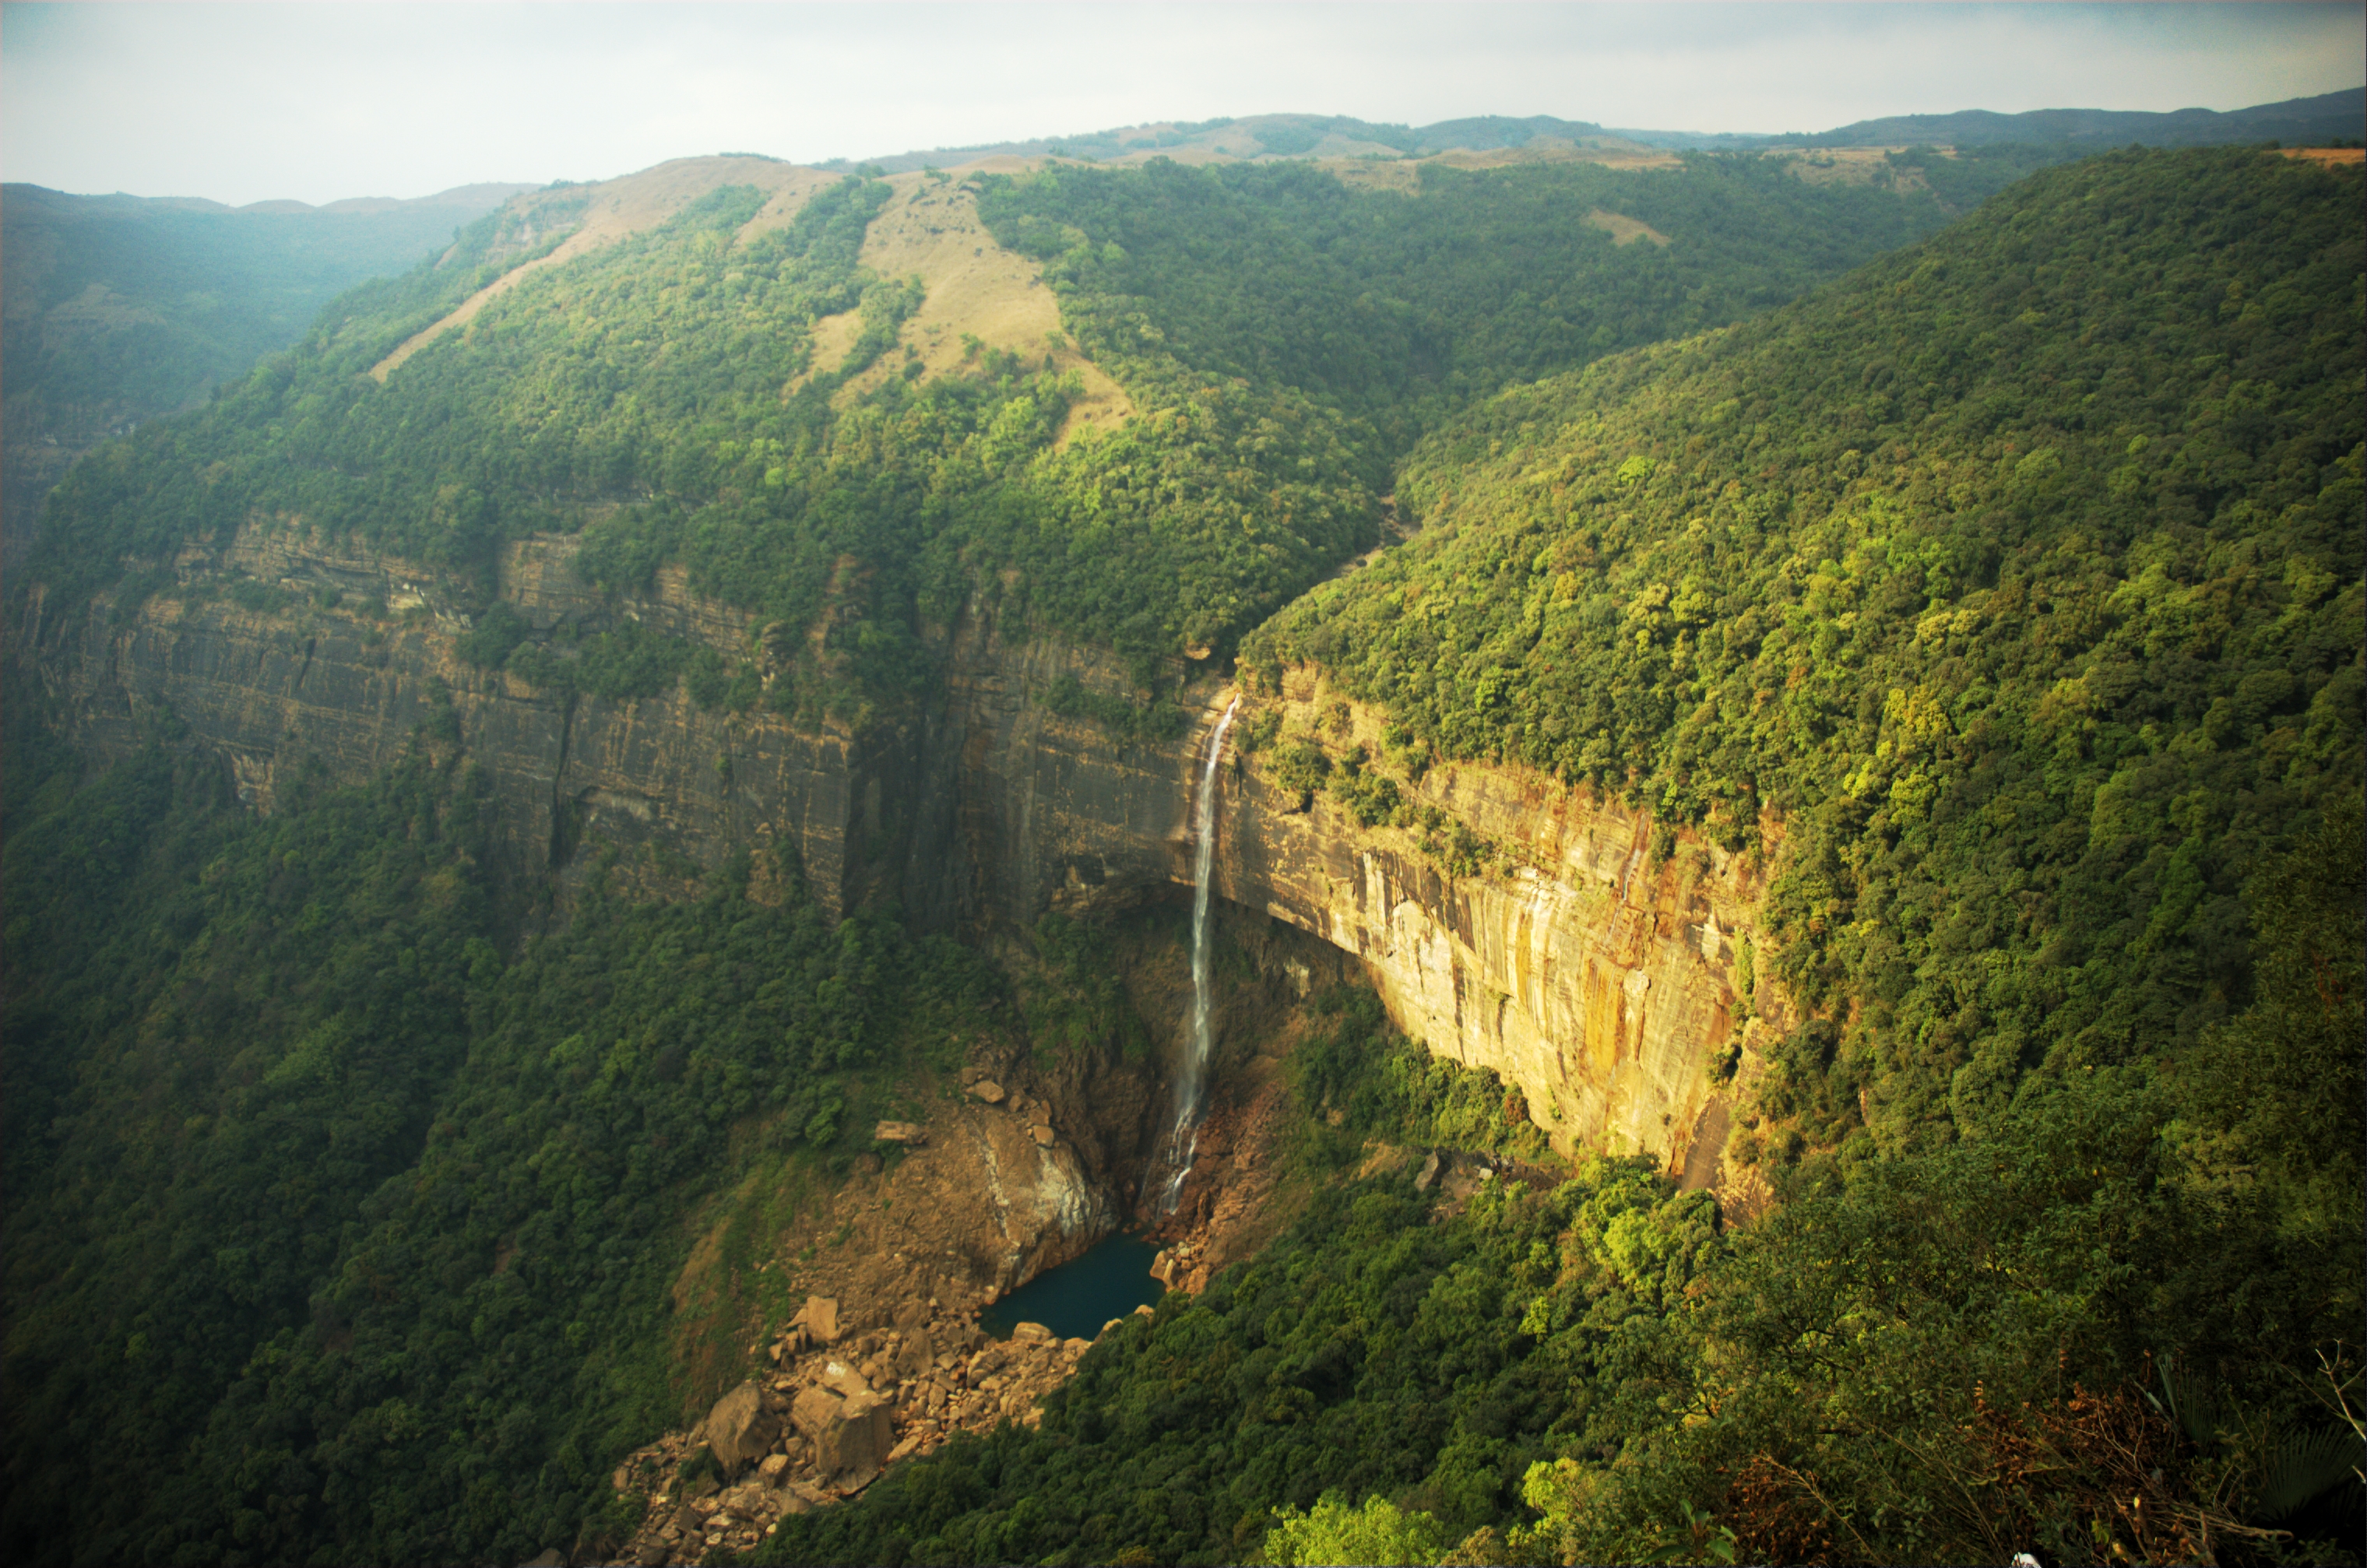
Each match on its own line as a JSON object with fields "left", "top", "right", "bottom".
{"left": 980, "top": 1233, "right": 1165, "bottom": 1341}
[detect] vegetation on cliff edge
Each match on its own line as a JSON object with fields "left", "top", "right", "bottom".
{"left": 1250, "top": 146, "right": 2365, "bottom": 1156}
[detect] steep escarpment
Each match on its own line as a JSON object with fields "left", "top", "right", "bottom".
{"left": 23, "top": 518, "right": 1757, "bottom": 1188}
{"left": 1206, "top": 669, "right": 1775, "bottom": 1172}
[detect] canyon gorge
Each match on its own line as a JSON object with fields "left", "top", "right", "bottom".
{"left": 23, "top": 517, "right": 1771, "bottom": 1208}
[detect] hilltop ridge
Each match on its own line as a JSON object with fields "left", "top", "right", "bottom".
{"left": 829, "top": 86, "right": 2366, "bottom": 171}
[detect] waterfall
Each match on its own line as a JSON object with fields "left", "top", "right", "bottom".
{"left": 1154, "top": 695, "right": 1239, "bottom": 1214}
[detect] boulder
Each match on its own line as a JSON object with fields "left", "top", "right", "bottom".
{"left": 894, "top": 1329, "right": 934, "bottom": 1379}
{"left": 757, "top": 1454, "right": 790, "bottom": 1486}
{"left": 1011, "top": 1321, "right": 1053, "bottom": 1345}
{"left": 1031, "top": 1124, "right": 1055, "bottom": 1146}
{"left": 1062, "top": 1338, "right": 1092, "bottom": 1360}
{"left": 790, "top": 1385, "right": 843, "bottom": 1441}
{"left": 968, "top": 1079, "right": 1005, "bottom": 1105}
{"left": 873, "top": 1120, "right": 927, "bottom": 1145}
{"left": 892, "top": 1299, "right": 930, "bottom": 1335}
{"left": 816, "top": 1389, "right": 895, "bottom": 1488}
{"left": 705, "top": 1383, "right": 778, "bottom": 1475}
{"left": 1416, "top": 1150, "right": 1441, "bottom": 1192}
{"left": 791, "top": 1296, "right": 840, "bottom": 1345}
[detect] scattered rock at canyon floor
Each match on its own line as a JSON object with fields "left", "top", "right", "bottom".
{"left": 607, "top": 1293, "right": 1107, "bottom": 1566}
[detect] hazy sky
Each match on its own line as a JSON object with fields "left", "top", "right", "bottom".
{"left": 5, "top": 2, "right": 2362, "bottom": 206}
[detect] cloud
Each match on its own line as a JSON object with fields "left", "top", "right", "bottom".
{"left": 4, "top": 2, "right": 2361, "bottom": 205}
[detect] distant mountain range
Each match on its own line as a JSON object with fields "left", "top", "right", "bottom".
{"left": 832, "top": 86, "right": 2364, "bottom": 171}
{"left": 0, "top": 181, "right": 530, "bottom": 561}
{"left": 1757, "top": 86, "right": 2365, "bottom": 150}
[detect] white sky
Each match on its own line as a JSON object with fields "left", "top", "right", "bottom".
{"left": 4, "top": 2, "right": 2362, "bottom": 206}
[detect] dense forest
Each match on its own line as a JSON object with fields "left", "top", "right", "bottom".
{"left": 5, "top": 134, "right": 2362, "bottom": 1568}
{"left": 760, "top": 145, "right": 2365, "bottom": 1566}
{"left": 1249, "top": 146, "right": 2363, "bottom": 1150}
{"left": 0, "top": 682, "right": 1004, "bottom": 1563}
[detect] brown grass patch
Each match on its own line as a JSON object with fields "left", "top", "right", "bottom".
{"left": 1586, "top": 209, "right": 1672, "bottom": 247}
{"left": 814, "top": 171, "right": 1133, "bottom": 444}
{"left": 1326, "top": 142, "right": 1682, "bottom": 194}
{"left": 1771, "top": 146, "right": 1937, "bottom": 188}
{"left": 2283, "top": 146, "right": 2365, "bottom": 165}
{"left": 1430, "top": 142, "right": 1682, "bottom": 173}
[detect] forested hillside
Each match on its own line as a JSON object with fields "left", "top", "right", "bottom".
{"left": 2, "top": 184, "right": 521, "bottom": 439}
{"left": 26, "top": 149, "right": 2025, "bottom": 719}
{"left": 0, "top": 183, "right": 522, "bottom": 557}
{"left": 0, "top": 686, "right": 1001, "bottom": 1563}
{"left": 762, "top": 146, "right": 2365, "bottom": 1566}
{"left": 1251, "top": 146, "right": 2363, "bottom": 1148}
{"left": 7, "top": 137, "right": 2361, "bottom": 1568}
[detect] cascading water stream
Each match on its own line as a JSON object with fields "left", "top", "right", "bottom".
{"left": 1153, "top": 696, "right": 1238, "bottom": 1214}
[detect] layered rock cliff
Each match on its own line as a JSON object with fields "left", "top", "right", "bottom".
{"left": 20, "top": 521, "right": 1780, "bottom": 1174}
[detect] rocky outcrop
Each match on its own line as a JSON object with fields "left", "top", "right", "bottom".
{"left": 19, "top": 520, "right": 1784, "bottom": 1172}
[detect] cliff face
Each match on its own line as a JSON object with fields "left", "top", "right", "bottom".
{"left": 22, "top": 522, "right": 1778, "bottom": 1172}
{"left": 1203, "top": 673, "right": 1786, "bottom": 1175}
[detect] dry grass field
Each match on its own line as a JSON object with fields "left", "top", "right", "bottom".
{"left": 1768, "top": 146, "right": 1936, "bottom": 192}
{"left": 801, "top": 169, "right": 1134, "bottom": 443}
{"left": 1327, "top": 140, "right": 1682, "bottom": 194}
{"left": 1584, "top": 209, "right": 1672, "bottom": 246}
